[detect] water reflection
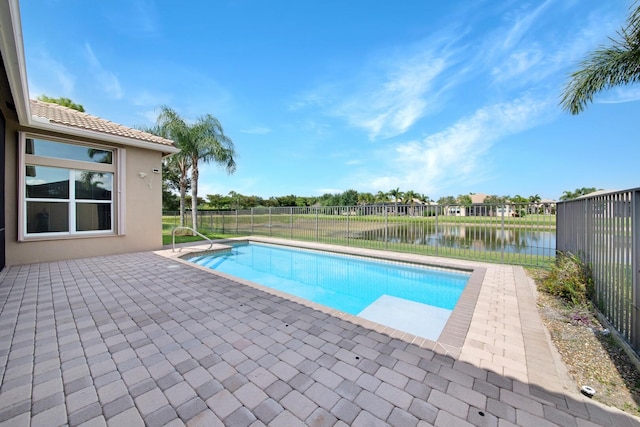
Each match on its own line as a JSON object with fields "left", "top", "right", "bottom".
{"left": 362, "top": 224, "right": 556, "bottom": 257}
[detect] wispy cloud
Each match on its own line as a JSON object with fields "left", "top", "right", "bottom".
{"left": 337, "top": 54, "right": 449, "bottom": 139}
{"left": 240, "top": 127, "right": 272, "bottom": 135}
{"left": 316, "top": 188, "right": 343, "bottom": 195}
{"left": 489, "top": 2, "right": 622, "bottom": 88}
{"left": 294, "top": 35, "right": 463, "bottom": 140}
{"left": 101, "top": 0, "right": 160, "bottom": 38}
{"left": 132, "top": 91, "right": 169, "bottom": 107}
{"left": 363, "top": 95, "right": 553, "bottom": 196}
{"left": 84, "top": 43, "right": 123, "bottom": 99}
{"left": 28, "top": 51, "right": 75, "bottom": 97}
{"left": 492, "top": 47, "right": 544, "bottom": 83}
{"left": 131, "top": 0, "right": 160, "bottom": 35}
{"left": 598, "top": 86, "right": 640, "bottom": 105}
{"left": 500, "top": 0, "right": 554, "bottom": 51}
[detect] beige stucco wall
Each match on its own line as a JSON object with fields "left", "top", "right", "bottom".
{"left": 4, "top": 122, "right": 166, "bottom": 266}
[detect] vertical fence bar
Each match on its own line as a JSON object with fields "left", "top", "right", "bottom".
{"left": 500, "top": 204, "right": 505, "bottom": 264}
{"left": 435, "top": 205, "right": 439, "bottom": 256}
{"left": 315, "top": 208, "right": 319, "bottom": 242}
{"left": 384, "top": 208, "right": 388, "bottom": 250}
{"left": 633, "top": 190, "right": 640, "bottom": 351}
{"left": 346, "top": 211, "right": 350, "bottom": 247}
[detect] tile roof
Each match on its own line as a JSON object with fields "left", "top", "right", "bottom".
{"left": 29, "top": 99, "right": 175, "bottom": 148}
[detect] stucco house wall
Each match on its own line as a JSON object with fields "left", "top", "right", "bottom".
{"left": 4, "top": 124, "right": 168, "bottom": 265}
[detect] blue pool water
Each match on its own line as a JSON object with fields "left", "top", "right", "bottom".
{"left": 188, "top": 243, "right": 470, "bottom": 318}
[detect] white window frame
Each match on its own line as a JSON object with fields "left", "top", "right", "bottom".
{"left": 18, "top": 132, "right": 126, "bottom": 241}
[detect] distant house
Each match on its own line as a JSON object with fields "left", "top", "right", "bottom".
{"left": 0, "top": 0, "right": 179, "bottom": 268}
{"left": 445, "top": 193, "right": 541, "bottom": 217}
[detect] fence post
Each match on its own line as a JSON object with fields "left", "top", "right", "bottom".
{"left": 633, "top": 190, "right": 640, "bottom": 352}
{"left": 435, "top": 206, "right": 439, "bottom": 256}
{"left": 235, "top": 210, "right": 238, "bottom": 234}
{"left": 251, "top": 208, "right": 254, "bottom": 234}
{"left": 269, "top": 207, "right": 272, "bottom": 237}
{"left": 346, "top": 210, "right": 350, "bottom": 247}
{"left": 384, "top": 208, "right": 388, "bottom": 250}
{"left": 315, "top": 208, "right": 319, "bottom": 242}
{"left": 290, "top": 207, "right": 293, "bottom": 239}
{"left": 500, "top": 204, "right": 505, "bottom": 264}
{"left": 222, "top": 211, "right": 225, "bottom": 234}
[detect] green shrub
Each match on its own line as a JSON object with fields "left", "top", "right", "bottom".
{"left": 540, "top": 252, "right": 594, "bottom": 306}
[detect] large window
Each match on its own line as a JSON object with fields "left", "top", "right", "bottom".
{"left": 20, "top": 135, "right": 122, "bottom": 239}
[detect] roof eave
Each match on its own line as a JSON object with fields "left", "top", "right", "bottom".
{"left": 28, "top": 118, "right": 180, "bottom": 157}
{"left": 0, "top": 0, "right": 30, "bottom": 123}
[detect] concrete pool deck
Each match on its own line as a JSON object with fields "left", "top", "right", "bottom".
{"left": 0, "top": 238, "right": 638, "bottom": 426}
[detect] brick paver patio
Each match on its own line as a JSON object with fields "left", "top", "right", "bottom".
{"left": 0, "top": 238, "right": 638, "bottom": 426}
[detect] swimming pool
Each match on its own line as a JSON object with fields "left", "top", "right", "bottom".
{"left": 187, "top": 242, "right": 472, "bottom": 341}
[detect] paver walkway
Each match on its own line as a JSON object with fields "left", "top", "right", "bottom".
{"left": 0, "top": 240, "right": 638, "bottom": 426}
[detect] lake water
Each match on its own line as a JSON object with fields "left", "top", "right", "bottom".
{"left": 361, "top": 224, "right": 556, "bottom": 257}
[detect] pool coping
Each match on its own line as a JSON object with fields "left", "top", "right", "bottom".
{"left": 159, "top": 236, "right": 486, "bottom": 359}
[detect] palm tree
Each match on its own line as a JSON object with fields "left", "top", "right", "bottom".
{"left": 403, "top": 190, "right": 418, "bottom": 216}
{"left": 357, "top": 192, "right": 374, "bottom": 206}
{"left": 560, "top": 187, "right": 598, "bottom": 201}
{"left": 388, "top": 187, "right": 403, "bottom": 215}
{"left": 561, "top": 2, "right": 640, "bottom": 114}
{"left": 152, "top": 108, "right": 190, "bottom": 226}
{"left": 528, "top": 194, "right": 541, "bottom": 214}
{"left": 187, "top": 114, "right": 236, "bottom": 230}
{"left": 560, "top": 190, "right": 576, "bottom": 201}
{"left": 155, "top": 106, "right": 236, "bottom": 231}
{"left": 375, "top": 191, "right": 389, "bottom": 204}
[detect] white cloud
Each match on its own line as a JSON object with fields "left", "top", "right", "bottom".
{"left": 294, "top": 38, "right": 458, "bottom": 140}
{"left": 136, "top": 109, "right": 159, "bottom": 125}
{"left": 500, "top": 0, "right": 554, "bottom": 51}
{"left": 132, "top": 91, "right": 169, "bottom": 107}
{"left": 316, "top": 188, "right": 344, "bottom": 195}
{"left": 598, "top": 86, "right": 640, "bottom": 105}
{"left": 240, "top": 127, "right": 272, "bottom": 135}
{"left": 492, "top": 47, "right": 543, "bottom": 82}
{"left": 489, "top": 3, "right": 623, "bottom": 87}
{"left": 339, "top": 54, "right": 450, "bottom": 140}
{"left": 360, "top": 95, "right": 553, "bottom": 196}
{"left": 84, "top": 43, "right": 123, "bottom": 99}
{"left": 27, "top": 51, "right": 75, "bottom": 97}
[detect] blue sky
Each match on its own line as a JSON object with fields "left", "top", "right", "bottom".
{"left": 19, "top": 0, "right": 640, "bottom": 201}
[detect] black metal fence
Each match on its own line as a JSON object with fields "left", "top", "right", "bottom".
{"left": 557, "top": 188, "right": 640, "bottom": 353}
{"left": 164, "top": 203, "right": 556, "bottom": 267}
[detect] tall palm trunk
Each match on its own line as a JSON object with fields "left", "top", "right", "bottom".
{"left": 191, "top": 155, "right": 199, "bottom": 232}
{"left": 178, "top": 159, "right": 188, "bottom": 227}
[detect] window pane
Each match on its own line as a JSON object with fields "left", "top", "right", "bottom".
{"left": 26, "top": 202, "right": 69, "bottom": 233}
{"left": 75, "top": 171, "right": 113, "bottom": 200}
{"left": 76, "top": 203, "right": 112, "bottom": 231}
{"left": 26, "top": 138, "right": 113, "bottom": 164}
{"left": 26, "top": 166, "right": 69, "bottom": 199}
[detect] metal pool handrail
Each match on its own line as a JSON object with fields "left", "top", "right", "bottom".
{"left": 172, "top": 226, "right": 213, "bottom": 252}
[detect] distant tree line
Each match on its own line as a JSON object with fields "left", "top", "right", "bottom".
{"left": 163, "top": 188, "right": 589, "bottom": 211}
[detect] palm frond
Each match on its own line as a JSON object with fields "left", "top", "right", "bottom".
{"left": 561, "top": 2, "right": 640, "bottom": 114}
